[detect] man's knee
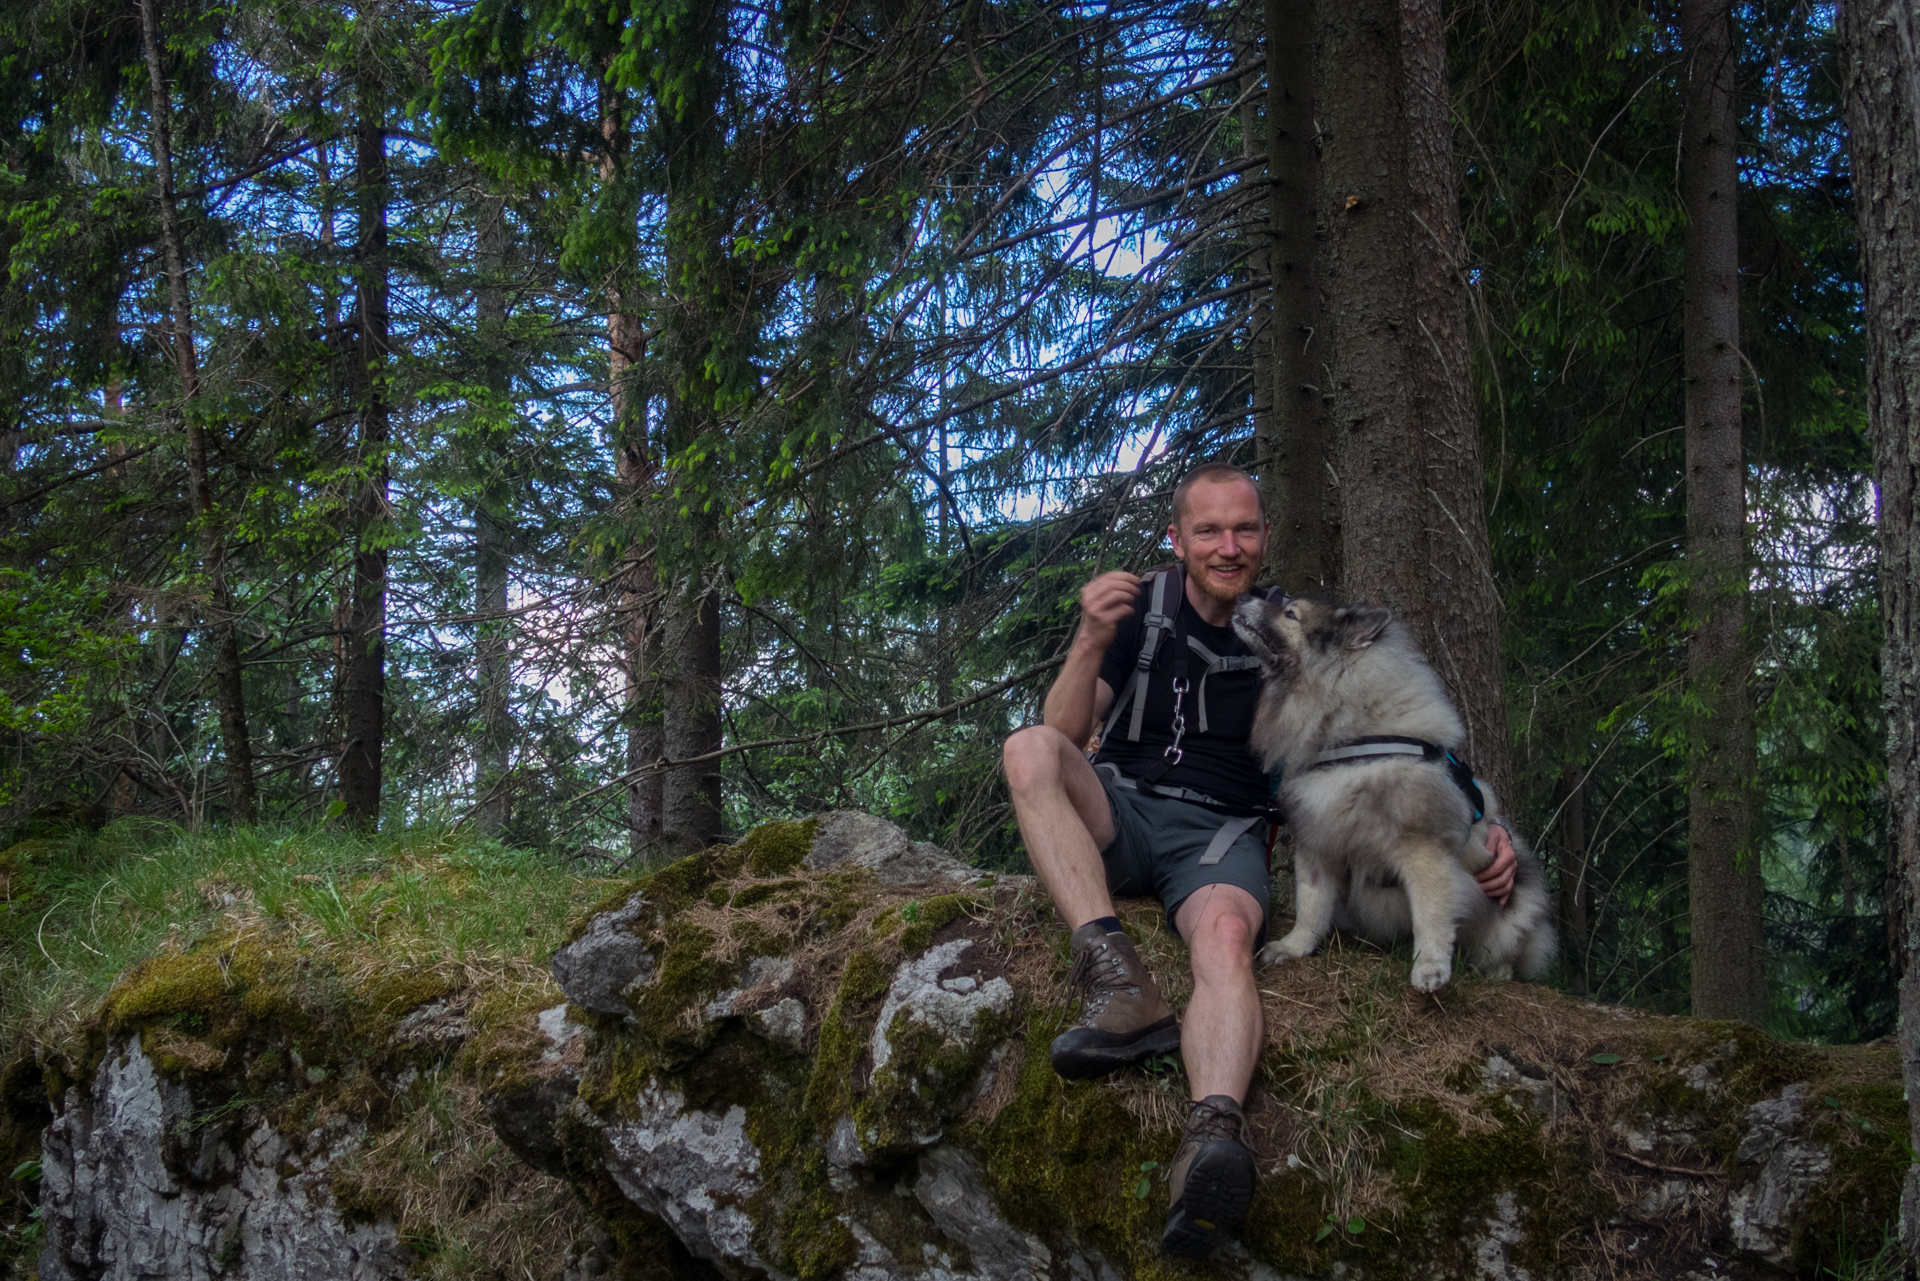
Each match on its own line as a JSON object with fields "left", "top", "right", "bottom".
{"left": 1002, "top": 725, "right": 1072, "bottom": 796}
{"left": 1189, "top": 900, "right": 1260, "bottom": 974}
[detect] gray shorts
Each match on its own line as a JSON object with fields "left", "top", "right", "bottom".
{"left": 1094, "top": 766, "right": 1271, "bottom": 948}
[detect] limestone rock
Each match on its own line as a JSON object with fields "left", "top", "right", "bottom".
{"left": 1728, "top": 1083, "right": 1833, "bottom": 1263}
{"left": 483, "top": 1001, "right": 588, "bottom": 1177}
{"left": 598, "top": 1080, "right": 774, "bottom": 1280}
{"left": 804, "top": 811, "right": 977, "bottom": 885}
{"left": 871, "top": 940, "right": 1016, "bottom": 1075}
{"left": 912, "top": 1146, "right": 1059, "bottom": 1281}
{"left": 37, "top": 1038, "right": 407, "bottom": 1281}
{"left": 552, "top": 890, "right": 656, "bottom": 1016}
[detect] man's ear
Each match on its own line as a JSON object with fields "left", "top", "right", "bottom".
{"left": 1335, "top": 604, "right": 1392, "bottom": 649}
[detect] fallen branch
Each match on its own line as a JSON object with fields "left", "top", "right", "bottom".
{"left": 563, "top": 654, "right": 1066, "bottom": 809}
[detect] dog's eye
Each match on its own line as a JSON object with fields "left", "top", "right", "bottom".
{"left": 1283, "top": 609, "right": 1297, "bottom": 620}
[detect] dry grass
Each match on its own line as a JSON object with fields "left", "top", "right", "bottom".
{"left": 332, "top": 1068, "right": 590, "bottom": 1281}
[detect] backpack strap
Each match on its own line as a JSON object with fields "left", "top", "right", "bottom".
{"left": 1097, "top": 564, "right": 1185, "bottom": 747}
{"left": 1181, "top": 636, "right": 1261, "bottom": 734}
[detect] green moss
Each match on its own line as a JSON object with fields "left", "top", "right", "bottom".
{"left": 737, "top": 818, "right": 820, "bottom": 878}
{"left": 732, "top": 880, "right": 802, "bottom": 909}
{"left": 103, "top": 952, "right": 234, "bottom": 1033}
{"left": 964, "top": 1010, "right": 1178, "bottom": 1281}
{"left": 784, "top": 1200, "right": 856, "bottom": 1281}
{"left": 1382, "top": 1093, "right": 1615, "bottom": 1279}
{"left": 898, "top": 893, "right": 980, "bottom": 956}
{"left": 1791, "top": 1080, "right": 1909, "bottom": 1268}
{"left": 837, "top": 950, "right": 891, "bottom": 1005}
{"left": 804, "top": 951, "right": 890, "bottom": 1133}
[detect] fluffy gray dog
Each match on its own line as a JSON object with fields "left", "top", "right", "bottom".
{"left": 1231, "top": 595, "right": 1556, "bottom": 992}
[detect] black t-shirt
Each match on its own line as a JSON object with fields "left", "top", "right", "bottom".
{"left": 1091, "top": 584, "right": 1269, "bottom": 810}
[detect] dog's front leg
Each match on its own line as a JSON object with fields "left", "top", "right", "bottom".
{"left": 1258, "top": 852, "right": 1339, "bottom": 966}
{"left": 1398, "top": 844, "right": 1465, "bottom": 993}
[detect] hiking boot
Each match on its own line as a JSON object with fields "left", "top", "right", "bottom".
{"left": 1048, "top": 921, "right": 1180, "bottom": 1080}
{"left": 1161, "top": 1095, "right": 1257, "bottom": 1258}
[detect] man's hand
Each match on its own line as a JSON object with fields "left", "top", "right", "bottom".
{"left": 1076, "top": 571, "right": 1144, "bottom": 653}
{"left": 1476, "top": 823, "right": 1516, "bottom": 908}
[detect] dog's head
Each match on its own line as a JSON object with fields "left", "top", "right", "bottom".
{"left": 1232, "top": 594, "right": 1393, "bottom": 673}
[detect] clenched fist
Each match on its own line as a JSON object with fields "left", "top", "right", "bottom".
{"left": 1075, "top": 571, "right": 1144, "bottom": 653}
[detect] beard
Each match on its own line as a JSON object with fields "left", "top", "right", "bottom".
{"left": 1183, "top": 550, "right": 1256, "bottom": 603}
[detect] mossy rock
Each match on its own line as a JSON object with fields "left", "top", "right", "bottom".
{"left": 537, "top": 819, "right": 1912, "bottom": 1281}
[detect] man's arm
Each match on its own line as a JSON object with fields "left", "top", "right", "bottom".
{"left": 1042, "top": 571, "right": 1140, "bottom": 745}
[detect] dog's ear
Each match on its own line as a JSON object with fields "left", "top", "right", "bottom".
{"left": 1334, "top": 604, "right": 1392, "bottom": 650}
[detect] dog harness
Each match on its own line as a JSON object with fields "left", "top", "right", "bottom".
{"left": 1307, "top": 735, "right": 1486, "bottom": 821}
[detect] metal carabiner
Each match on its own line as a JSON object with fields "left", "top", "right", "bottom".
{"left": 1164, "top": 677, "right": 1190, "bottom": 764}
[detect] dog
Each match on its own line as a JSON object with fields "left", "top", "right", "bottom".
{"left": 1230, "top": 595, "right": 1556, "bottom": 992}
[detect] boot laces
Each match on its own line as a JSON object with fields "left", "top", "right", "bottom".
{"left": 1183, "top": 1097, "right": 1251, "bottom": 1149}
{"left": 1061, "top": 936, "right": 1139, "bottom": 1022}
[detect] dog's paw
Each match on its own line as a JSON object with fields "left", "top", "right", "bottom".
{"left": 1257, "top": 933, "right": 1318, "bottom": 967}
{"left": 1409, "top": 956, "right": 1453, "bottom": 993}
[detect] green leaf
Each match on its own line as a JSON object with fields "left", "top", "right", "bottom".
{"left": 1314, "top": 1224, "right": 1334, "bottom": 1243}
{"left": 1590, "top": 1053, "right": 1622, "bottom": 1065}
{"left": 1134, "top": 1178, "right": 1150, "bottom": 1199}
{"left": 324, "top": 799, "right": 347, "bottom": 820}
{"left": 11, "top": 1158, "right": 41, "bottom": 1181}
{"left": 1823, "top": 1096, "right": 1841, "bottom": 1108}
{"left": 1346, "top": 1216, "right": 1365, "bottom": 1235}
{"left": 1138, "top": 1161, "right": 1158, "bottom": 1172}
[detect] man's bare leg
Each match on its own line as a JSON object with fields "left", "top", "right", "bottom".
{"left": 1172, "top": 884, "right": 1265, "bottom": 1102}
{"left": 1003, "top": 726, "right": 1180, "bottom": 1078}
{"left": 1163, "top": 882, "right": 1265, "bottom": 1259}
{"left": 1000, "top": 725, "right": 1117, "bottom": 928}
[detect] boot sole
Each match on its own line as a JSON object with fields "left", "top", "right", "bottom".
{"left": 1162, "top": 1142, "right": 1257, "bottom": 1259}
{"left": 1048, "top": 1022, "right": 1182, "bottom": 1080}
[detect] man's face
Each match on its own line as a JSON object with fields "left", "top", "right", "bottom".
{"left": 1168, "top": 479, "right": 1268, "bottom": 603}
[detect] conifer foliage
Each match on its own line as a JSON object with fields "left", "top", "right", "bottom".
{"left": 0, "top": 0, "right": 1901, "bottom": 1052}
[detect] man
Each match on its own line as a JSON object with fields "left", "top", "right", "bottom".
{"left": 1000, "top": 462, "right": 1516, "bottom": 1258}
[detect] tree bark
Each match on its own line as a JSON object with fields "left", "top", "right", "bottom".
{"left": 1320, "top": 0, "right": 1425, "bottom": 623}
{"left": 1402, "top": 0, "right": 1510, "bottom": 795}
{"left": 473, "top": 193, "right": 514, "bottom": 836}
{"left": 1557, "top": 764, "right": 1592, "bottom": 997}
{"left": 655, "top": 5, "right": 729, "bottom": 855}
{"left": 138, "top": 0, "right": 257, "bottom": 823}
{"left": 340, "top": 77, "right": 390, "bottom": 831}
{"left": 1840, "top": 0, "right": 1920, "bottom": 1250}
{"left": 1681, "top": 0, "right": 1764, "bottom": 1024}
{"left": 1263, "top": 0, "right": 1337, "bottom": 594}
{"left": 612, "top": 303, "right": 664, "bottom": 859}
{"left": 599, "top": 98, "right": 665, "bottom": 861}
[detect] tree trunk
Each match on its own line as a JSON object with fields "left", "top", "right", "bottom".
{"left": 138, "top": 0, "right": 256, "bottom": 824}
{"left": 1320, "top": 0, "right": 1424, "bottom": 622}
{"left": 655, "top": 7, "right": 728, "bottom": 856}
{"left": 340, "top": 79, "right": 390, "bottom": 831}
{"left": 599, "top": 98, "right": 665, "bottom": 861}
{"left": 612, "top": 303, "right": 664, "bottom": 860}
{"left": 1263, "top": 0, "right": 1337, "bottom": 594}
{"left": 1840, "top": 0, "right": 1920, "bottom": 1249}
{"left": 661, "top": 562, "right": 723, "bottom": 855}
{"left": 474, "top": 194, "right": 514, "bottom": 836}
{"left": 1558, "top": 765, "right": 1592, "bottom": 998}
{"left": 1402, "top": 0, "right": 1511, "bottom": 795}
{"left": 1681, "top": 0, "right": 1764, "bottom": 1024}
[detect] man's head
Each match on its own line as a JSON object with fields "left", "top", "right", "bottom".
{"left": 1168, "top": 463, "right": 1267, "bottom": 603}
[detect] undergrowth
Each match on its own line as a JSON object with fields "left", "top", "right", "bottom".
{"left": 0, "top": 819, "right": 610, "bottom": 1064}
{"left": 0, "top": 818, "right": 622, "bottom": 1280}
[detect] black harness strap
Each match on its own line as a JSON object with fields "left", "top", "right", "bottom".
{"left": 1307, "top": 735, "right": 1486, "bottom": 821}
